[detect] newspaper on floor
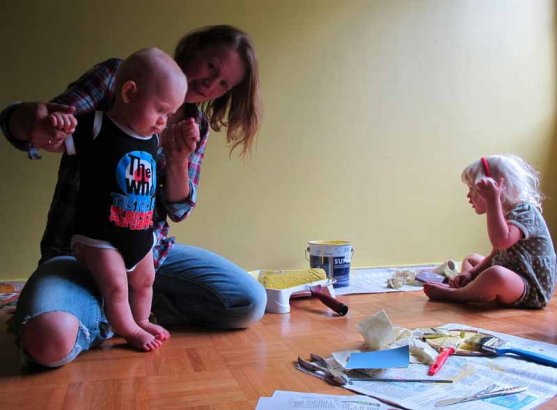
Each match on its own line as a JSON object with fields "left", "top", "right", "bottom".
{"left": 335, "top": 266, "right": 437, "bottom": 295}
{"left": 255, "top": 390, "right": 397, "bottom": 409}
{"left": 332, "top": 324, "right": 557, "bottom": 409}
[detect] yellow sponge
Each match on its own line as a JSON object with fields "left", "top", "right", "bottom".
{"left": 260, "top": 269, "right": 327, "bottom": 290}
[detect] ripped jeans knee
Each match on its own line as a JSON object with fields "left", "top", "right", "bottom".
{"left": 12, "top": 256, "right": 113, "bottom": 367}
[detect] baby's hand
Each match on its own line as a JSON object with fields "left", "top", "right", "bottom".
{"left": 162, "top": 118, "right": 200, "bottom": 163}
{"left": 475, "top": 177, "right": 504, "bottom": 202}
{"left": 16, "top": 103, "right": 76, "bottom": 151}
{"left": 179, "top": 117, "right": 200, "bottom": 155}
{"left": 49, "top": 111, "right": 77, "bottom": 134}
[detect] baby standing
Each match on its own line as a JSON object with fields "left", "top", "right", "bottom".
{"left": 424, "top": 154, "right": 556, "bottom": 308}
{"left": 50, "top": 48, "right": 189, "bottom": 351}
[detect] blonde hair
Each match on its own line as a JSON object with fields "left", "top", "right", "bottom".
{"left": 461, "top": 154, "right": 543, "bottom": 209}
{"left": 175, "top": 25, "right": 261, "bottom": 157}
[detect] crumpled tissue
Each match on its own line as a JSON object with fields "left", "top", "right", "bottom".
{"left": 356, "top": 310, "right": 437, "bottom": 364}
{"left": 385, "top": 270, "right": 419, "bottom": 289}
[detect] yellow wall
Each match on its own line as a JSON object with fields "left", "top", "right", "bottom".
{"left": 1, "top": 0, "right": 555, "bottom": 279}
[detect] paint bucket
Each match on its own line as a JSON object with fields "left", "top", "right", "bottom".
{"left": 305, "top": 240, "right": 353, "bottom": 288}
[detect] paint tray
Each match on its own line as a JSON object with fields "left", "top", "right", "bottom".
{"left": 251, "top": 269, "right": 336, "bottom": 314}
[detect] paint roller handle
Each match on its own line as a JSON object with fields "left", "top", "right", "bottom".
{"left": 496, "top": 348, "right": 557, "bottom": 367}
{"left": 310, "top": 286, "right": 348, "bottom": 316}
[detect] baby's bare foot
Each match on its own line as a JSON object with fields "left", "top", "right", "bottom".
{"left": 126, "top": 327, "right": 162, "bottom": 352}
{"left": 138, "top": 320, "right": 171, "bottom": 341}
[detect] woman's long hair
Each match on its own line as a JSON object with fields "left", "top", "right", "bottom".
{"left": 175, "top": 25, "right": 262, "bottom": 157}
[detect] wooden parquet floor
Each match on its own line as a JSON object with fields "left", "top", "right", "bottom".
{"left": 0, "top": 288, "right": 556, "bottom": 409}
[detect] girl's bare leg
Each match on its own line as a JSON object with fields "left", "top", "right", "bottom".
{"left": 76, "top": 245, "right": 161, "bottom": 351}
{"left": 128, "top": 251, "right": 170, "bottom": 341}
{"left": 461, "top": 253, "right": 484, "bottom": 272}
{"left": 424, "top": 265, "right": 525, "bottom": 305}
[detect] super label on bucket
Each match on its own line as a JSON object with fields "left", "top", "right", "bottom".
{"left": 306, "top": 240, "right": 353, "bottom": 288}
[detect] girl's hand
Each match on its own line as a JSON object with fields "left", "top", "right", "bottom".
{"left": 161, "top": 118, "right": 200, "bottom": 167}
{"left": 448, "top": 271, "right": 473, "bottom": 288}
{"left": 475, "top": 177, "right": 504, "bottom": 203}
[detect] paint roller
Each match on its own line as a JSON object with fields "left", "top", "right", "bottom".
{"left": 260, "top": 269, "right": 349, "bottom": 316}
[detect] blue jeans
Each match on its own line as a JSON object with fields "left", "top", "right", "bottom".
{"left": 12, "top": 243, "right": 267, "bottom": 366}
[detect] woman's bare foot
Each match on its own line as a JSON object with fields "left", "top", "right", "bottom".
{"left": 138, "top": 320, "right": 171, "bottom": 341}
{"left": 125, "top": 327, "right": 162, "bottom": 351}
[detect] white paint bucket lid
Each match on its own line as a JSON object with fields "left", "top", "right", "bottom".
{"left": 307, "top": 240, "right": 352, "bottom": 246}
{"left": 307, "top": 240, "right": 353, "bottom": 258}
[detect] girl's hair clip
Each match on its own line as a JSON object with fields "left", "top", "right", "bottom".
{"left": 481, "top": 156, "right": 491, "bottom": 177}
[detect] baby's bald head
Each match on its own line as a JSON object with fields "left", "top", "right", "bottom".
{"left": 111, "top": 47, "right": 188, "bottom": 136}
{"left": 115, "top": 47, "right": 187, "bottom": 98}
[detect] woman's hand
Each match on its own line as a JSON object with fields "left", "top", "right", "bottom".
{"left": 448, "top": 271, "right": 473, "bottom": 288}
{"left": 9, "top": 102, "right": 76, "bottom": 152}
{"left": 161, "top": 117, "right": 200, "bottom": 167}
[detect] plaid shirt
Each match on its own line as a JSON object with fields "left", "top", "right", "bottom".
{"left": 0, "top": 58, "right": 209, "bottom": 269}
